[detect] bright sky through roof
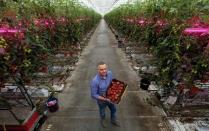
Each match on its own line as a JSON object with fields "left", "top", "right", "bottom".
{"left": 78, "top": 0, "right": 136, "bottom": 15}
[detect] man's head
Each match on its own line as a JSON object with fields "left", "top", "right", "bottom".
{"left": 97, "top": 61, "right": 108, "bottom": 77}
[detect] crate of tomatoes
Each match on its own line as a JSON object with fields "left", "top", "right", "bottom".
{"left": 106, "top": 79, "right": 127, "bottom": 104}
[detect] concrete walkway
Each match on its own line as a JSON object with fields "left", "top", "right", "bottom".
{"left": 40, "top": 19, "right": 170, "bottom": 131}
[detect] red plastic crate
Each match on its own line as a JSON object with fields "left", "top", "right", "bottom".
{"left": 106, "top": 79, "right": 127, "bottom": 104}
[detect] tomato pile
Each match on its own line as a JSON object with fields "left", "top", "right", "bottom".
{"left": 106, "top": 79, "right": 127, "bottom": 104}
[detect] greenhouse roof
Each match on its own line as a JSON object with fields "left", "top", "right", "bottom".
{"left": 78, "top": 0, "right": 136, "bottom": 15}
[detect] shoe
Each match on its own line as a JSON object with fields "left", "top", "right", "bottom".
{"left": 111, "top": 119, "right": 120, "bottom": 127}
{"left": 101, "top": 119, "right": 107, "bottom": 128}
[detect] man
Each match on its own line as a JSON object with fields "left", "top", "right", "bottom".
{"left": 90, "top": 61, "right": 120, "bottom": 128}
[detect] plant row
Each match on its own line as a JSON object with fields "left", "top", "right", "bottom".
{"left": 105, "top": 0, "right": 209, "bottom": 89}
{"left": 0, "top": 0, "right": 101, "bottom": 87}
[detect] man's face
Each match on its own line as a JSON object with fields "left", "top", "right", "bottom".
{"left": 98, "top": 64, "right": 107, "bottom": 77}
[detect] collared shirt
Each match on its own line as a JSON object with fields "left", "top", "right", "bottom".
{"left": 91, "top": 71, "right": 113, "bottom": 100}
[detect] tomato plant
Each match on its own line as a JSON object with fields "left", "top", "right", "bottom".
{"left": 105, "top": 0, "right": 209, "bottom": 89}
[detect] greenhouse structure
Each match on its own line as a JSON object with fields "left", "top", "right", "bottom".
{"left": 0, "top": 0, "right": 209, "bottom": 131}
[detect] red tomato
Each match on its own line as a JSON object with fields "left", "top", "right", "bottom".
{"left": 118, "top": 86, "right": 123, "bottom": 90}
{"left": 107, "top": 90, "right": 112, "bottom": 94}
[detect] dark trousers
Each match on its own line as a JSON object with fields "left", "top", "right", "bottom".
{"left": 97, "top": 101, "right": 116, "bottom": 120}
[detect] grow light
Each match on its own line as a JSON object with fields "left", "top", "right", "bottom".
{"left": 184, "top": 28, "right": 209, "bottom": 33}
{"left": 184, "top": 28, "right": 209, "bottom": 36}
{"left": 0, "top": 28, "right": 24, "bottom": 40}
{"left": 0, "top": 48, "right": 6, "bottom": 55}
{"left": 0, "top": 29, "right": 21, "bottom": 33}
{"left": 138, "top": 20, "right": 145, "bottom": 24}
{"left": 34, "top": 19, "right": 55, "bottom": 26}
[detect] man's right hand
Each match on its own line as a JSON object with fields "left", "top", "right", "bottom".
{"left": 98, "top": 96, "right": 111, "bottom": 102}
{"left": 105, "top": 98, "right": 111, "bottom": 102}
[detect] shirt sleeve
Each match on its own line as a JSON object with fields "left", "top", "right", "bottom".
{"left": 91, "top": 79, "right": 99, "bottom": 100}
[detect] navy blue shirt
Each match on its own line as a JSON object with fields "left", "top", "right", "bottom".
{"left": 91, "top": 71, "right": 113, "bottom": 100}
